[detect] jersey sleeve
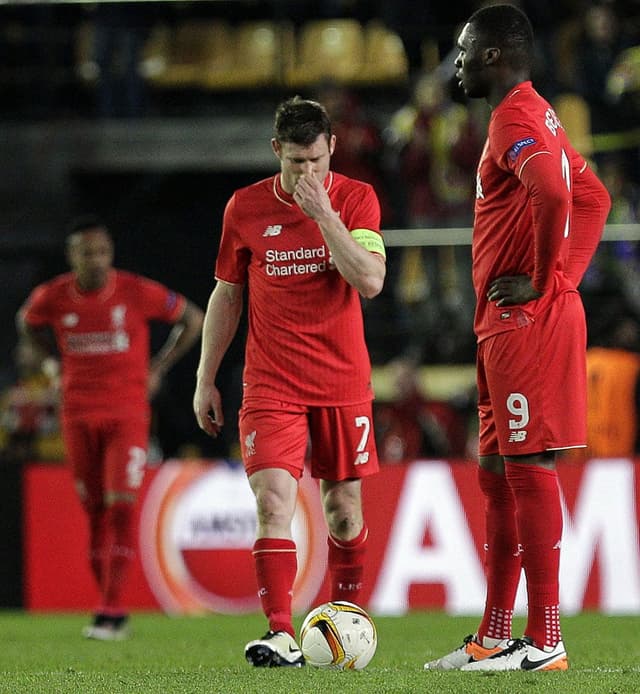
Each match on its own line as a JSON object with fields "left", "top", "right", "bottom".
{"left": 21, "top": 284, "right": 53, "bottom": 327}
{"left": 565, "top": 161, "right": 610, "bottom": 286}
{"left": 215, "top": 192, "right": 251, "bottom": 285}
{"left": 492, "top": 106, "right": 572, "bottom": 293}
{"left": 346, "top": 183, "right": 384, "bottom": 257}
{"left": 137, "top": 276, "right": 186, "bottom": 322}
{"left": 344, "top": 182, "right": 381, "bottom": 233}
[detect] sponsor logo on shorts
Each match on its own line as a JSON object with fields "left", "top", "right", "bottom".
{"left": 354, "top": 452, "right": 369, "bottom": 465}
{"left": 508, "top": 430, "right": 527, "bottom": 443}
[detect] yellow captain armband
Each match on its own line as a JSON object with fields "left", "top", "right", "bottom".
{"left": 350, "top": 228, "right": 386, "bottom": 258}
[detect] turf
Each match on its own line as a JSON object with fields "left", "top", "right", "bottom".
{"left": 0, "top": 610, "right": 639, "bottom": 693}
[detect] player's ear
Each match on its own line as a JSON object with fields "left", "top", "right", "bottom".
{"left": 328, "top": 134, "right": 336, "bottom": 156}
{"left": 484, "top": 47, "right": 501, "bottom": 66}
{"left": 271, "top": 138, "right": 282, "bottom": 159}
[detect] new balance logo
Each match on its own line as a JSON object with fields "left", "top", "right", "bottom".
{"left": 354, "top": 452, "right": 369, "bottom": 465}
{"left": 508, "top": 430, "right": 527, "bottom": 442}
{"left": 263, "top": 225, "right": 282, "bottom": 237}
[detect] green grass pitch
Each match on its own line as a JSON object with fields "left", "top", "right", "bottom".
{"left": 0, "top": 610, "right": 639, "bottom": 693}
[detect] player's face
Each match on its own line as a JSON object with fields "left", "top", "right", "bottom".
{"left": 67, "top": 228, "right": 114, "bottom": 290}
{"left": 273, "top": 133, "right": 335, "bottom": 193}
{"left": 455, "top": 22, "right": 490, "bottom": 99}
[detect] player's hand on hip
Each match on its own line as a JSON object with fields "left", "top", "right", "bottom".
{"left": 193, "top": 382, "right": 223, "bottom": 437}
{"left": 487, "top": 275, "right": 542, "bottom": 307}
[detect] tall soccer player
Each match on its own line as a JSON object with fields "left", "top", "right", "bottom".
{"left": 193, "top": 96, "right": 386, "bottom": 667}
{"left": 19, "top": 217, "right": 204, "bottom": 640}
{"left": 423, "top": 4, "right": 611, "bottom": 672}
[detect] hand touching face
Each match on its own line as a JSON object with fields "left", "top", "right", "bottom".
{"left": 272, "top": 133, "right": 335, "bottom": 195}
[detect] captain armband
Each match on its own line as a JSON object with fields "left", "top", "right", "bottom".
{"left": 350, "top": 228, "right": 386, "bottom": 258}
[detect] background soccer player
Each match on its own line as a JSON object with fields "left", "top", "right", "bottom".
{"left": 193, "top": 96, "right": 386, "bottom": 667}
{"left": 18, "top": 217, "right": 204, "bottom": 640}
{"left": 424, "top": 4, "right": 611, "bottom": 672}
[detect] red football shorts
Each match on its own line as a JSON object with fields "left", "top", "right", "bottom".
{"left": 62, "top": 415, "right": 150, "bottom": 508}
{"left": 477, "top": 291, "right": 587, "bottom": 458}
{"left": 238, "top": 398, "right": 380, "bottom": 481}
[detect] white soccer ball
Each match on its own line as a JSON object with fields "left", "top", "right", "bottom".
{"left": 299, "top": 600, "right": 377, "bottom": 670}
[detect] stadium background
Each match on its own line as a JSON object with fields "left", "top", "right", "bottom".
{"left": 1, "top": 0, "right": 640, "bottom": 613}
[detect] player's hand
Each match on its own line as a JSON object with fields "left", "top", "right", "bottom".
{"left": 487, "top": 275, "right": 542, "bottom": 307}
{"left": 293, "top": 173, "right": 332, "bottom": 220}
{"left": 193, "top": 381, "right": 224, "bottom": 437}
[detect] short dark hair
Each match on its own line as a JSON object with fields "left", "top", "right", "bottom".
{"left": 67, "top": 214, "right": 107, "bottom": 236}
{"left": 468, "top": 3, "right": 534, "bottom": 71}
{"left": 65, "top": 215, "right": 111, "bottom": 251}
{"left": 273, "top": 96, "right": 332, "bottom": 146}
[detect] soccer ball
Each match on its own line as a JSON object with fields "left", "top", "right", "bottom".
{"left": 299, "top": 600, "right": 377, "bottom": 670}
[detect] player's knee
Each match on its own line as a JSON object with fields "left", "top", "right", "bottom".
{"left": 323, "top": 491, "right": 363, "bottom": 539}
{"left": 254, "top": 487, "right": 295, "bottom": 527}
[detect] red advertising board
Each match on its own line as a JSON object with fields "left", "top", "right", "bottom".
{"left": 22, "top": 458, "right": 640, "bottom": 615}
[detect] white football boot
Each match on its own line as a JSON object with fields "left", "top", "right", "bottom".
{"left": 245, "top": 630, "right": 305, "bottom": 667}
{"left": 82, "top": 614, "right": 130, "bottom": 641}
{"left": 461, "top": 636, "right": 568, "bottom": 671}
{"left": 424, "top": 633, "right": 510, "bottom": 670}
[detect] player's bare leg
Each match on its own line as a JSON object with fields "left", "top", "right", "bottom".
{"left": 321, "top": 479, "right": 368, "bottom": 604}
{"left": 245, "top": 468, "right": 304, "bottom": 667}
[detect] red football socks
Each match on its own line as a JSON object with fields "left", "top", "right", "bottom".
{"left": 327, "top": 525, "right": 368, "bottom": 604}
{"left": 505, "top": 461, "right": 563, "bottom": 648}
{"left": 101, "top": 501, "right": 136, "bottom": 615}
{"left": 87, "top": 506, "right": 107, "bottom": 589}
{"left": 253, "top": 537, "right": 297, "bottom": 637}
{"left": 477, "top": 467, "right": 520, "bottom": 642}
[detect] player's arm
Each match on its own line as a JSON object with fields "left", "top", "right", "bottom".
{"left": 315, "top": 212, "right": 386, "bottom": 299}
{"left": 522, "top": 150, "right": 573, "bottom": 294}
{"left": 487, "top": 151, "right": 569, "bottom": 306}
{"left": 293, "top": 175, "right": 385, "bottom": 298}
{"left": 565, "top": 163, "right": 611, "bottom": 287}
{"left": 149, "top": 299, "right": 204, "bottom": 395}
{"left": 15, "top": 302, "right": 61, "bottom": 390}
{"left": 16, "top": 300, "right": 58, "bottom": 359}
{"left": 193, "top": 280, "right": 243, "bottom": 437}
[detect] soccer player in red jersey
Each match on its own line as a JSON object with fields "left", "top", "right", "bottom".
{"left": 19, "top": 217, "right": 204, "bottom": 640}
{"left": 193, "top": 96, "right": 386, "bottom": 667}
{"left": 423, "top": 5, "right": 611, "bottom": 673}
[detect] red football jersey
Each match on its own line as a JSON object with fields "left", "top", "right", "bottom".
{"left": 22, "top": 269, "right": 186, "bottom": 417}
{"left": 472, "top": 81, "right": 604, "bottom": 342}
{"left": 215, "top": 171, "right": 382, "bottom": 406}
